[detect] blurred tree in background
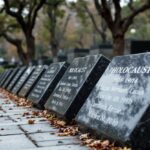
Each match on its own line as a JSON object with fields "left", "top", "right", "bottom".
{"left": 94, "top": 0, "right": 150, "bottom": 56}
{"left": 0, "top": 0, "right": 150, "bottom": 63}
{"left": 70, "top": 1, "right": 109, "bottom": 44}
{"left": 44, "top": 0, "right": 70, "bottom": 56}
{"left": 0, "top": 13, "right": 27, "bottom": 64}
{"left": 2, "top": 0, "right": 46, "bottom": 62}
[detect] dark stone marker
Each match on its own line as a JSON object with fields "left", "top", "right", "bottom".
{"left": 76, "top": 53, "right": 150, "bottom": 150}
{"left": 11, "top": 66, "right": 35, "bottom": 94}
{"left": 45, "top": 55, "right": 109, "bottom": 120}
{"left": 0, "top": 69, "right": 13, "bottom": 87}
{"left": 0, "top": 72, "right": 6, "bottom": 86}
{"left": 2, "top": 68, "right": 19, "bottom": 89}
{"left": 7, "top": 66, "right": 27, "bottom": 91}
{"left": 18, "top": 65, "right": 47, "bottom": 98}
{"left": 0, "top": 72, "right": 4, "bottom": 80}
{"left": 0, "top": 72, "right": 5, "bottom": 84}
{"left": 27, "top": 62, "right": 69, "bottom": 108}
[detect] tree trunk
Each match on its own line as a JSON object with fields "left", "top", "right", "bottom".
{"left": 101, "top": 18, "right": 107, "bottom": 43}
{"left": 101, "top": 32, "right": 107, "bottom": 44}
{"left": 113, "top": 35, "right": 125, "bottom": 56}
{"left": 16, "top": 42, "right": 28, "bottom": 64}
{"left": 26, "top": 35, "right": 35, "bottom": 61}
{"left": 50, "top": 37, "right": 58, "bottom": 56}
{"left": 2, "top": 33, "right": 28, "bottom": 64}
{"left": 49, "top": 21, "right": 59, "bottom": 57}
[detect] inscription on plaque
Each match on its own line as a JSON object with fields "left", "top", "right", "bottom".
{"left": 45, "top": 55, "right": 109, "bottom": 120}
{"left": 12, "top": 66, "right": 35, "bottom": 94}
{"left": 0, "top": 72, "right": 5, "bottom": 81}
{"left": 0, "top": 69, "right": 13, "bottom": 87}
{"left": 2, "top": 68, "right": 19, "bottom": 89}
{"left": 28, "top": 62, "right": 69, "bottom": 108}
{"left": 76, "top": 53, "right": 150, "bottom": 149}
{"left": 18, "top": 65, "right": 47, "bottom": 97}
{"left": 0, "top": 72, "right": 6, "bottom": 86}
{"left": 7, "top": 67, "right": 27, "bottom": 91}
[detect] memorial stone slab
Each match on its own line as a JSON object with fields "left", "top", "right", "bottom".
{"left": 0, "top": 71, "right": 8, "bottom": 86}
{"left": 11, "top": 66, "right": 35, "bottom": 94}
{"left": 0, "top": 69, "right": 13, "bottom": 87}
{"left": 27, "top": 62, "right": 69, "bottom": 108}
{"left": 2, "top": 67, "right": 19, "bottom": 89}
{"left": 0, "top": 72, "right": 5, "bottom": 81}
{"left": 76, "top": 53, "right": 150, "bottom": 149}
{"left": 18, "top": 65, "right": 47, "bottom": 97}
{"left": 0, "top": 72, "right": 5, "bottom": 85}
{"left": 45, "top": 55, "right": 109, "bottom": 120}
{"left": 7, "top": 66, "right": 27, "bottom": 91}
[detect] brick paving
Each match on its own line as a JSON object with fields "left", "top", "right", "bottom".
{"left": 0, "top": 93, "right": 89, "bottom": 150}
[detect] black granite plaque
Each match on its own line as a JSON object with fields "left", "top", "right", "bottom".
{"left": 76, "top": 53, "right": 150, "bottom": 149}
{"left": 0, "top": 70, "right": 9, "bottom": 87}
{"left": 27, "top": 62, "right": 69, "bottom": 108}
{"left": 0, "top": 72, "right": 5, "bottom": 84}
{"left": 45, "top": 55, "right": 109, "bottom": 120}
{"left": 11, "top": 66, "right": 35, "bottom": 94}
{"left": 7, "top": 66, "right": 27, "bottom": 91}
{"left": 0, "top": 72, "right": 4, "bottom": 81}
{"left": 2, "top": 68, "right": 19, "bottom": 89}
{"left": 18, "top": 65, "right": 47, "bottom": 97}
{"left": 0, "top": 69, "right": 13, "bottom": 87}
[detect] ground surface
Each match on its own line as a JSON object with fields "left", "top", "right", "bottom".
{"left": 0, "top": 93, "right": 89, "bottom": 150}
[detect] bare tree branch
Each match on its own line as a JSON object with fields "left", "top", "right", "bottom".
{"left": 128, "top": 0, "right": 136, "bottom": 12}
{"left": 3, "top": 0, "right": 27, "bottom": 33}
{"left": 57, "top": 13, "right": 71, "bottom": 46}
{"left": 30, "top": 0, "right": 46, "bottom": 31}
{"left": 113, "top": 0, "right": 121, "bottom": 22}
{"left": 2, "top": 33, "right": 21, "bottom": 45}
{"left": 94, "top": 0, "right": 114, "bottom": 31}
{"left": 123, "top": 1, "right": 150, "bottom": 33}
{"left": 3, "top": 0, "right": 19, "bottom": 17}
{"left": 0, "top": 32, "right": 27, "bottom": 64}
{"left": 83, "top": 3, "right": 104, "bottom": 36}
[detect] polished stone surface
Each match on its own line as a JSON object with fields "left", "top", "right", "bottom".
{"left": 0, "top": 69, "right": 13, "bottom": 87}
{"left": 28, "top": 62, "right": 68, "bottom": 108}
{"left": 7, "top": 67, "right": 27, "bottom": 92}
{"left": 76, "top": 53, "right": 150, "bottom": 149}
{"left": 18, "top": 66, "right": 47, "bottom": 97}
{"left": 45, "top": 55, "right": 109, "bottom": 120}
{"left": 12, "top": 66, "right": 35, "bottom": 94}
{"left": 2, "top": 68, "right": 19, "bottom": 89}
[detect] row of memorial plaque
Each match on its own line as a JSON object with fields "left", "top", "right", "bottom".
{"left": 0, "top": 53, "right": 150, "bottom": 149}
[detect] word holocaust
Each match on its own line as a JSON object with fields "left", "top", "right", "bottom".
{"left": 109, "top": 66, "right": 150, "bottom": 74}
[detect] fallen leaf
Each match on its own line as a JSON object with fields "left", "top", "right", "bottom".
{"left": 28, "top": 119, "right": 35, "bottom": 124}
{"left": 80, "top": 133, "right": 89, "bottom": 140}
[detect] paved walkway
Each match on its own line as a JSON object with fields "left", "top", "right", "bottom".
{"left": 0, "top": 93, "right": 89, "bottom": 150}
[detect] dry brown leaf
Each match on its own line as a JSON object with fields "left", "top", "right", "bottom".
{"left": 58, "top": 132, "right": 70, "bottom": 136}
{"left": 28, "top": 119, "right": 35, "bottom": 124}
{"left": 32, "top": 111, "right": 40, "bottom": 116}
{"left": 51, "top": 120, "right": 66, "bottom": 128}
{"left": 88, "top": 140, "right": 102, "bottom": 147}
{"left": 23, "top": 112, "right": 30, "bottom": 116}
{"left": 80, "top": 133, "right": 89, "bottom": 140}
{"left": 83, "top": 138, "right": 94, "bottom": 145}
{"left": 58, "top": 126, "right": 78, "bottom": 136}
{"left": 101, "top": 140, "right": 110, "bottom": 147}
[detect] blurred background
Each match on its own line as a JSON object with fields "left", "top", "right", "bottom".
{"left": 0, "top": 0, "right": 150, "bottom": 70}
